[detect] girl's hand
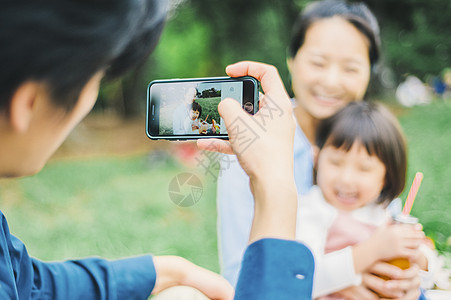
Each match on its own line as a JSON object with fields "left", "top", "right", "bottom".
{"left": 352, "top": 223, "right": 424, "bottom": 274}
{"left": 152, "top": 256, "right": 234, "bottom": 300}
{"left": 370, "top": 224, "right": 424, "bottom": 261}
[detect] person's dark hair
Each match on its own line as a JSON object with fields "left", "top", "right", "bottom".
{"left": 315, "top": 102, "right": 407, "bottom": 204}
{"left": 288, "top": 0, "right": 380, "bottom": 68}
{"left": 0, "top": 0, "right": 167, "bottom": 111}
{"left": 192, "top": 101, "right": 202, "bottom": 118}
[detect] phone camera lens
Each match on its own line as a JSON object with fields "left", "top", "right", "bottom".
{"left": 229, "top": 87, "right": 234, "bottom": 92}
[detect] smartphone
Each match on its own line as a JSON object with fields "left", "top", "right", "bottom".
{"left": 146, "top": 76, "right": 259, "bottom": 140}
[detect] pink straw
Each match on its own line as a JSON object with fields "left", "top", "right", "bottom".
{"left": 402, "top": 172, "right": 424, "bottom": 215}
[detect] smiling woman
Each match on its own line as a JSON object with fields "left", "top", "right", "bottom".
{"left": 288, "top": 16, "right": 371, "bottom": 126}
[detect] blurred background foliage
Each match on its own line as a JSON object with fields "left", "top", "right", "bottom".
{"left": 96, "top": 0, "right": 450, "bottom": 118}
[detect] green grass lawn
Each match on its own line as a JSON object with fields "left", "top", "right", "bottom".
{"left": 397, "top": 101, "right": 451, "bottom": 255}
{"left": 0, "top": 155, "right": 221, "bottom": 272}
{"left": 196, "top": 97, "right": 221, "bottom": 123}
{"left": 0, "top": 100, "right": 450, "bottom": 274}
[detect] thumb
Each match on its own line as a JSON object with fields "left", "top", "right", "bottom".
{"left": 218, "top": 98, "right": 260, "bottom": 156}
{"left": 218, "top": 98, "right": 250, "bottom": 129}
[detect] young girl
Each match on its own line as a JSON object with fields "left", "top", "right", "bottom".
{"left": 296, "top": 102, "right": 441, "bottom": 299}
{"left": 184, "top": 101, "right": 202, "bottom": 133}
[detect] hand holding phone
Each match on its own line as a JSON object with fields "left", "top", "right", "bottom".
{"left": 146, "top": 76, "right": 258, "bottom": 140}
{"left": 198, "top": 61, "right": 298, "bottom": 243}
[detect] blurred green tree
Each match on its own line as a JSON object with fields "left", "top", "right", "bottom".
{"left": 97, "top": 0, "right": 450, "bottom": 117}
{"left": 365, "top": 0, "right": 450, "bottom": 79}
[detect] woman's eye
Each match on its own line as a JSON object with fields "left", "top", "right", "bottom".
{"left": 344, "top": 67, "right": 359, "bottom": 74}
{"left": 310, "top": 60, "right": 325, "bottom": 68}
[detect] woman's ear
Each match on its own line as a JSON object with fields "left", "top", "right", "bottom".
{"left": 9, "top": 82, "right": 39, "bottom": 133}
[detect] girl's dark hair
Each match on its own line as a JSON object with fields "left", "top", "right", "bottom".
{"left": 288, "top": 0, "right": 380, "bottom": 68}
{"left": 0, "top": 0, "right": 167, "bottom": 111}
{"left": 192, "top": 101, "right": 202, "bottom": 118}
{"left": 315, "top": 102, "right": 407, "bottom": 204}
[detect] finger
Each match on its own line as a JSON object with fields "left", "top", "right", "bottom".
{"left": 344, "top": 286, "right": 379, "bottom": 300}
{"left": 361, "top": 289, "right": 379, "bottom": 300}
{"left": 225, "top": 61, "right": 287, "bottom": 99}
{"left": 258, "top": 92, "right": 265, "bottom": 110}
{"left": 401, "top": 264, "right": 420, "bottom": 279}
{"left": 401, "top": 226, "right": 425, "bottom": 238}
{"left": 369, "top": 261, "right": 407, "bottom": 279}
{"left": 398, "top": 287, "right": 421, "bottom": 300}
{"left": 217, "top": 98, "right": 250, "bottom": 129}
{"left": 380, "top": 289, "right": 420, "bottom": 300}
{"left": 197, "top": 139, "right": 233, "bottom": 154}
{"left": 217, "top": 98, "right": 260, "bottom": 154}
{"left": 385, "top": 275, "right": 421, "bottom": 292}
{"left": 396, "top": 249, "right": 421, "bottom": 262}
{"left": 363, "top": 273, "right": 404, "bottom": 299}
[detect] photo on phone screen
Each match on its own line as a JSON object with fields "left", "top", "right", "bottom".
{"left": 146, "top": 77, "right": 258, "bottom": 140}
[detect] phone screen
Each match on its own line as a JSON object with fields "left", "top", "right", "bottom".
{"left": 146, "top": 77, "right": 258, "bottom": 140}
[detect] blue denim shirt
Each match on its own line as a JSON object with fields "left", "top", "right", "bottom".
{"left": 0, "top": 210, "right": 156, "bottom": 299}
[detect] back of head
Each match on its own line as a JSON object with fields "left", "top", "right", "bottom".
{"left": 0, "top": 0, "right": 167, "bottom": 111}
{"left": 316, "top": 102, "right": 407, "bottom": 204}
{"left": 288, "top": 0, "right": 380, "bottom": 68}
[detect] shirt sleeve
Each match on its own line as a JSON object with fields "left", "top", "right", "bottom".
{"left": 1, "top": 211, "right": 156, "bottom": 300}
{"left": 31, "top": 255, "right": 156, "bottom": 300}
{"left": 235, "top": 238, "right": 314, "bottom": 300}
{"left": 312, "top": 246, "right": 361, "bottom": 297}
